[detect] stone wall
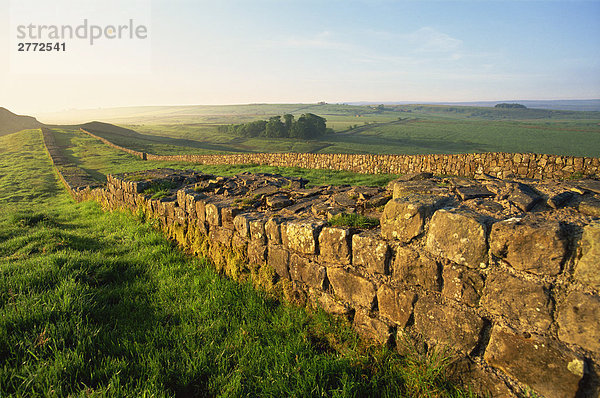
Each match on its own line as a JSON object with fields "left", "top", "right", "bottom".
{"left": 43, "top": 128, "right": 600, "bottom": 397}
{"left": 80, "top": 128, "right": 600, "bottom": 180}
{"left": 42, "top": 128, "right": 103, "bottom": 193}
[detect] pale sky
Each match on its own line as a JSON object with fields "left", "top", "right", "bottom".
{"left": 1, "top": 0, "right": 599, "bottom": 114}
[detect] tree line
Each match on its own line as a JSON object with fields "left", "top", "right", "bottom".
{"left": 218, "top": 113, "right": 332, "bottom": 139}
{"left": 495, "top": 103, "right": 527, "bottom": 109}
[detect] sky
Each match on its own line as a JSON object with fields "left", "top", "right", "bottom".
{"left": 1, "top": 0, "right": 599, "bottom": 114}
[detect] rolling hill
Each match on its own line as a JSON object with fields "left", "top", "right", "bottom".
{"left": 0, "top": 107, "right": 44, "bottom": 136}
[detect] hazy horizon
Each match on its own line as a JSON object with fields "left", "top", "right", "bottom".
{"left": 2, "top": 0, "right": 599, "bottom": 115}
{"left": 22, "top": 99, "right": 597, "bottom": 126}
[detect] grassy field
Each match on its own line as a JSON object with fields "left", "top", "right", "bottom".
{"left": 51, "top": 128, "right": 400, "bottom": 187}
{"left": 1, "top": 129, "right": 473, "bottom": 396}
{"left": 64, "top": 103, "right": 600, "bottom": 158}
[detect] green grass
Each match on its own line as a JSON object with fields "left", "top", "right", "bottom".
{"left": 59, "top": 103, "right": 600, "bottom": 157}
{"left": 106, "top": 116, "right": 600, "bottom": 157}
{"left": 106, "top": 117, "right": 600, "bottom": 157}
{"left": 328, "top": 213, "right": 380, "bottom": 229}
{"left": 141, "top": 180, "right": 181, "bottom": 200}
{"left": 50, "top": 128, "right": 401, "bottom": 187}
{"left": 0, "top": 128, "right": 475, "bottom": 396}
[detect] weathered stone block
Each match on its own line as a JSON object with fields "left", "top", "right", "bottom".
{"left": 426, "top": 209, "right": 488, "bottom": 269}
{"left": 380, "top": 194, "right": 440, "bottom": 242}
{"left": 176, "top": 189, "right": 188, "bottom": 211}
{"left": 392, "top": 246, "right": 441, "bottom": 291}
{"left": 289, "top": 254, "right": 326, "bottom": 290}
{"left": 484, "top": 325, "right": 585, "bottom": 398}
{"left": 205, "top": 202, "right": 221, "bottom": 227}
{"left": 455, "top": 185, "right": 494, "bottom": 201}
{"left": 414, "top": 295, "right": 484, "bottom": 355}
{"left": 574, "top": 222, "right": 600, "bottom": 290}
{"left": 221, "top": 207, "right": 241, "bottom": 229}
{"left": 208, "top": 226, "right": 233, "bottom": 248}
{"left": 490, "top": 218, "right": 566, "bottom": 276}
{"left": 481, "top": 271, "right": 553, "bottom": 331}
{"left": 266, "top": 194, "right": 292, "bottom": 209}
{"left": 164, "top": 201, "right": 176, "bottom": 221}
{"left": 195, "top": 199, "right": 207, "bottom": 223}
{"left": 185, "top": 192, "right": 201, "bottom": 218}
{"left": 267, "top": 244, "right": 290, "bottom": 280}
{"left": 247, "top": 240, "right": 266, "bottom": 266}
{"left": 319, "top": 227, "right": 352, "bottom": 264}
{"left": 377, "top": 284, "right": 416, "bottom": 327}
{"left": 282, "top": 220, "right": 324, "bottom": 255}
{"left": 317, "top": 292, "right": 352, "bottom": 317}
{"left": 442, "top": 263, "right": 485, "bottom": 306}
{"left": 327, "top": 267, "right": 377, "bottom": 309}
{"left": 507, "top": 182, "right": 541, "bottom": 212}
{"left": 353, "top": 310, "right": 393, "bottom": 345}
{"left": 174, "top": 207, "right": 187, "bottom": 226}
{"left": 233, "top": 213, "right": 252, "bottom": 238}
{"left": 447, "top": 357, "right": 513, "bottom": 398}
{"left": 249, "top": 218, "right": 267, "bottom": 244}
{"left": 578, "top": 196, "right": 600, "bottom": 217}
{"left": 231, "top": 233, "right": 247, "bottom": 254}
{"left": 557, "top": 291, "right": 600, "bottom": 353}
{"left": 265, "top": 217, "right": 282, "bottom": 244}
{"left": 352, "top": 233, "right": 390, "bottom": 274}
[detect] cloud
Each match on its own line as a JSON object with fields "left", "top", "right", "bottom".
{"left": 403, "top": 27, "right": 463, "bottom": 53}
{"left": 267, "top": 27, "right": 463, "bottom": 58}
{"left": 266, "top": 31, "right": 353, "bottom": 51}
{"left": 259, "top": 26, "right": 499, "bottom": 82}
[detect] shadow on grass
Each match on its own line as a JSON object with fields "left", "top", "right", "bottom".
{"left": 1, "top": 206, "right": 473, "bottom": 397}
{"left": 81, "top": 122, "right": 245, "bottom": 154}
{"left": 0, "top": 212, "right": 171, "bottom": 395}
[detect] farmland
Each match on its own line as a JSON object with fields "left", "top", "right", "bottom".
{"left": 43, "top": 103, "right": 600, "bottom": 158}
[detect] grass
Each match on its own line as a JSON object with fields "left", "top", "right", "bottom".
{"left": 104, "top": 118, "right": 600, "bottom": 157}
{"left": 49, "top": 128, "right": 402, "bottom": 188}
{"left": 64, "top": 103, "right": 600, "bottom": 157}
{"left": 141, "top": 180, "right": 181, "bottom": 200}
{"left": 328, "top": 213, "right": 380, "bottom": 229}
{"left": 0, "top": 128, "right": 475, "bottom": 396}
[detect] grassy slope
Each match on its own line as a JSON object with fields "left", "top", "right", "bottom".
{"left": 0, "top": 108, "right": 43, "bottom": 137}
{"left": 0, "top": 129, "right": 470, "bottom": 397}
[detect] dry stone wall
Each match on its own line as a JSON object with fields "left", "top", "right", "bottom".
{"left": 44, "top": 128, "right": 600, "bottom": 397}
{"left": 80, "top": 128, "right": 600, "bottom": 180}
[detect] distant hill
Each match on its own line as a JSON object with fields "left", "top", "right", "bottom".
{"left": 350, "top": 100, "right": 600, "bottom": 112}
{"left": 37, "top": 101, "right": 600, "bottom": 125}
{"left": 80, "top": 121, "right": 144, "bottom": 138}
{"left": 0, "top": 107, "right": 44, "bottom": 136}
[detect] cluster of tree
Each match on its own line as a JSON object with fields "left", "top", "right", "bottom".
{"left": 218, "top": 113, "right": 332, "bottom": 139}
{"left": 495, "top": 103, "right": 527, "bottom": 109}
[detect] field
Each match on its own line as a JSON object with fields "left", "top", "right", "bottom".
{"left": 0, "top": 129, "right": 477, "bottom": 397}
{"left": 50, "top": 127, "right": 401, "bottom": 187}
{"left": 50, "top": 103, "right": 600, "bottom": 158}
